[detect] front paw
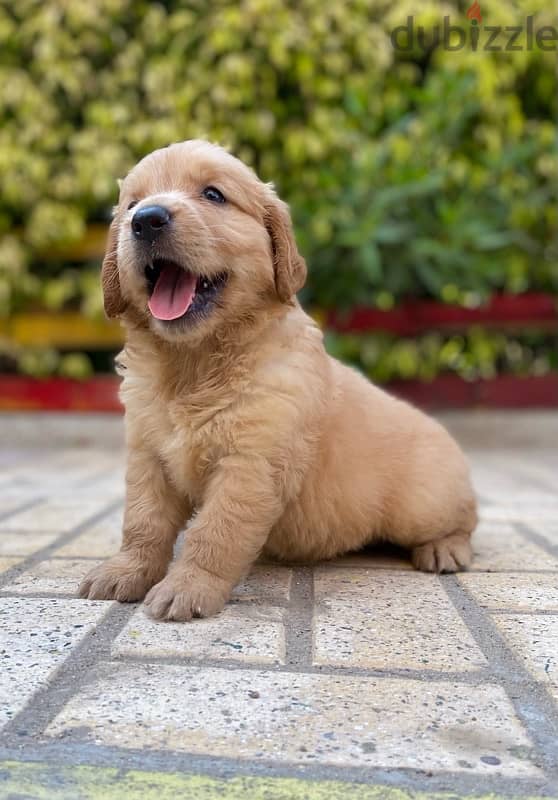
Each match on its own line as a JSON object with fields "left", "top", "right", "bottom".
{"left": 78, "top": 552, "right": 166, "bottom": 602}
{"left": 144, "top": 567, "right": 230, "bottom": 621}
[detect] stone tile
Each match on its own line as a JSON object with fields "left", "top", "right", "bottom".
{"left": 0, "top": 557, "right": 22, "bottom": 574}
{"left": 3, "top": 499, "right": 115, "bottom": 534}
{"left": 470, "top": 453, "right": 558, "bottom": 516}
{"left": 1, "top": 412, "right": 124, "bottom": 449}
{"left": 469, "top": 462, "right": 535, "bottom": 503}
{"left": 459, "top": 574, "right": 558, "bottom": 612}
{"left": 0, "top": 597, "right": 112, "bottom": 728}
{"left": 0, "top": 490, "right": 41, "bottom": 519}
{"left": 507, "top": 460, "right": 557, "bottom": 494}
{"left": 469, "top": 449, "right": 557, "bottom": 476}
{"left": 47, "top": 663, "right": 539, "bottom": 776}
{"left": 50, "top": 466, "right": 125, "bottom": 500}
{"left": 4, "top": 452, "right": 110, "bottom": 489}
{"left": 0, "top": 531, "right": 63, "bottom": 557}
{"left": 0, "top": 558, "right": 101, "bottom": 596}
{"left": 313, "top": 568, "right": 486, "bottom": 671}
{"left": 493, "top": 615, "right": 558, "bottom": 686}
{"left": 74, "top": 474, "right": 125, "bottom": 501}
{"left": 113, "top": 565, "right": 290, "bottom": 664}
{"left": 0, "top": 449, "right": 37, "bottom": 471}
{"left": 478, "top": 490, "right": 558, "bottom": 523}
{"left": 480, "top": 504, "right": 558, "bottom": 524}
{"left": 233, "top": 565, "right": 292, "bottom": 604}
{"left": 55, "top": 509, "right": 123, "bottom": 558}
{"left": 471, "top": 521, "right": 558, "bottom": 572}
{"left": 527, "top": 521, "right": 558, "bottom": 549}
{"left": 114, "top": 604, "right": 286, "bottom": 664}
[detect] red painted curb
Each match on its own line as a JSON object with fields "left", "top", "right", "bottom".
{"left": 328, "top": 293, "right": 558, "bottom": 335}
{"left": 0, "top": 376, "right": 122, "bottom": 412}
{"left": 0, "top": 374, "right": 557, "bottom": 412}
{"left": 388, "top": 374, "right": 558, "bottom": 410}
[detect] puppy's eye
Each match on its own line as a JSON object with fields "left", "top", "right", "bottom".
{"left": 127, "top": 200, "right": 138, "bottom": 210}
{"left": 202, "top": 186, "right": 226, "bottom": 204}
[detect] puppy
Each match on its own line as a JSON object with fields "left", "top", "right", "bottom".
{"left": 79, "top": 140, "right": 477, "bottom": 621}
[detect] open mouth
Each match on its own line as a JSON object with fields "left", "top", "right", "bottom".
{"left": 145, "top": 259, "right": 227, "bottom": 323}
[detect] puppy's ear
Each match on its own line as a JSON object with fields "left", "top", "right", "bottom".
{"left": 101, "top": 216, "right": 127, "bottom": 318}
{"left": 264, "top": 196, "right": 307, "bottom": 302}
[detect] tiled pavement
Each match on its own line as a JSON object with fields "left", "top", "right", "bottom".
{"left": 0, "top": 412, "right": 557, "bottom": 799}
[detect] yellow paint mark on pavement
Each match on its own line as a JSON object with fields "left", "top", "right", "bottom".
{"left": 0, "top": 761, "right": 550, "bottom": 800}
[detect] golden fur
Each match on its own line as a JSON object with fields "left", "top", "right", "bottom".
{"left": 79, "top": 140, "right": 477, "bottom": 621}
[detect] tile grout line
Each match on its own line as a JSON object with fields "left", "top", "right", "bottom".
{"left": 0, "top": 497, "right": 45, "bottom": 525}
{"left": 0, "top": 497, "right": 124, "bottom": 591}
{"left": 516, "top": 521, "right": 558, "bottom": 560}
{"left": 0, "top": 601, "right": 136, "bottom": 742}
{"left": 2, "top": 589, "right": 558, "bottom": 618}
{"left": 442, "top": 574, "right": 558, "bottom": 785}
{"left": 0, "top": 738, "right": 551, "bottom": 798}
{"left": 112, "top": 651, "right": 504, "bottom": 684}
{"left": 284, "top": 566, "right": 314, "bottom": 668}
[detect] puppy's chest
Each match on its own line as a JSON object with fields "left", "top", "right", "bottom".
{"left": 123, "top": 362, "right": 242, "bottom": 500}
{"left": 151, "top": 398, "right": 225, "bottom": 501}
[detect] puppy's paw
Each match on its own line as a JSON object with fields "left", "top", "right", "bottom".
{"left": 412, "top": 532, "right": 472, "bottom": 574}
{"left": 144, "top": 567, "right": 230, "bottom": 621}
{"left": 78, "top": 553, "right": 165, "bottom": 602}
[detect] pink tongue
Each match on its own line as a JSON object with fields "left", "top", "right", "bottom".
{"left": 148, "top": 263, "right": 197, "bottom": 321}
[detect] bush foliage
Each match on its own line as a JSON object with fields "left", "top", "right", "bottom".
{"left": 0, "top": 0, "right": 556, "bottom": 376}
{"left": 326, "top": 328, "right": 558, "bottom": 383}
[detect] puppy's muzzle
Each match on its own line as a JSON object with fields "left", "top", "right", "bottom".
{"left": 132, "top": 205, "right": 171, "bottom": 243}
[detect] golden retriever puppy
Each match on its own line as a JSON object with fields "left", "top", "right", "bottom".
{"left": 79, "top": 140, "right": 477, "bottom": 621}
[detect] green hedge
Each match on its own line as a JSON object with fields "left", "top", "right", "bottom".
{"left": 0, "top": 0, "right": 556, "bottom": 377}
{"left": 326, "top": 328, "right": 558, "bottom": 383}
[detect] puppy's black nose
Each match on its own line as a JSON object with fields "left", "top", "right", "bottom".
{"left": 131, "top": 205, "right": 171, "bottom": 242}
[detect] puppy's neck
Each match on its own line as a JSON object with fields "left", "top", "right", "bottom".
{"left": 122, "top": 303, "right": 290, "bottom": 397}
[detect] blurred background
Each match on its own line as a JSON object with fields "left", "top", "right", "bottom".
{"left": 0, "top": 0, "right": 556, "bottom": 411}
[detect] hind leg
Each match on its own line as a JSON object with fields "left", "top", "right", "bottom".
{"left": 386, "top": 487, "right": 477, "bottom": 574}
{"left": 411, "top": 530, "right": 473, "bottom": 573}
{"left": 379, "top": 424, "right": 477, "bottom": 574}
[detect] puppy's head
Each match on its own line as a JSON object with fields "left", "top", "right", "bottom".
{"left": 102, "top": 140, "right": 306, "bottom": 342}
